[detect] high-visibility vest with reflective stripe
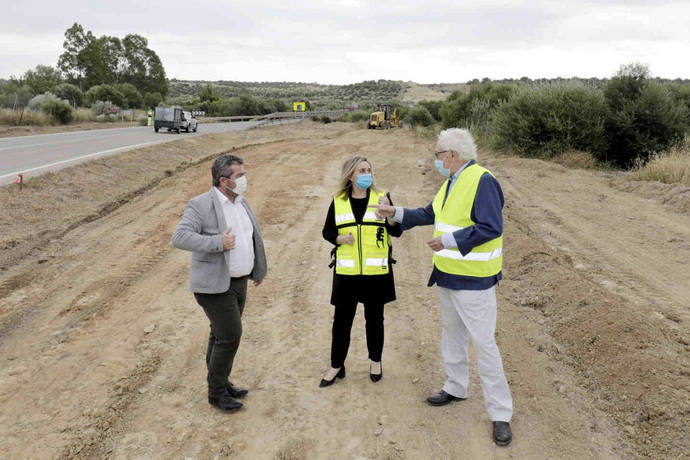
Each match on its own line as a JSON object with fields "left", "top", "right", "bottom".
{"left": 431, "top": 164, "right": 503, "bottom": 278}
{"left": 334, "top": 190, "right": 390, "bottom": 275}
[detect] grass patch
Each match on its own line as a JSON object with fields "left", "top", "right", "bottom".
{"left": 552, "top": 150, "right": 606, "bottom": 170}
{"left": 631, "top": 143, "right": 690, "bottom": 185}
{"left": 0, "top": 108, "right": 51, "bottom": 126}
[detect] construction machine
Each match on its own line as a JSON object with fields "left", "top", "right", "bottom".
{"left": 367, "top": 104, "right": 400, "bottom": 129}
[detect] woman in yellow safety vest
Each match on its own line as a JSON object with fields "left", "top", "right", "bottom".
{"left": 319, "top": 156, "right": 402, "bottom": 387}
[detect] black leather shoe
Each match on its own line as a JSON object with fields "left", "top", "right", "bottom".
{"left": 208, "top": 391, "right": 243, "bottom": 412}
{"left": 426, "top": 390, "right": 466, "bottom": 406}
{"left": 226, "top": 382, "right": 248, "bottom": 398}
{"left": 493, "top": 421, "right": 512, "bottom": 446}
{"left": 319, "top": 366, "right": 345, "bottom": 387}
{"left": 370, "top": 361, "right": 382, "bottom": 383}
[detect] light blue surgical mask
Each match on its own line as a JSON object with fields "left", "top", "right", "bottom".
{"left": 435, "top": 159, "right": 451, "bottom": 178}
{"left": 355, "top": 174, "right": 373, "bottom": 189}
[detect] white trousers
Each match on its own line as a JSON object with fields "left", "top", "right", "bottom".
{"left": 438, "top": 285, "right": 513, "bottom": 422}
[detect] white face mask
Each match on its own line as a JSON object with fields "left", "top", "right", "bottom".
{"left": 231, "top": 175, "right": 247, "bottom": 195}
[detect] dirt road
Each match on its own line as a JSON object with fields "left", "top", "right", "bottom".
{"left": 0, "top": 122, "right": 687, "bottom": 459}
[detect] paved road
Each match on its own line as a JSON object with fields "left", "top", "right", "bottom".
{"left": 0, "top": 121, "right": 270, "bottom": 186}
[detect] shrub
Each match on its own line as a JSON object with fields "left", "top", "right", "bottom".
{"left": 91, "top": 101, "right": 120, "bottom": 116}
{"left": 41, "top": 99, "right": 74, "bottom": 124}
{"left": 144, "top": 91, "right": 163, "bottom": 109}
{"left": 418, "top": 100, "right": 444, "bottom": 121}
{"left": 666, "top": 82, "right": 690, "bottom": 127}
{"left": 440, "top": 83, "right": 515, "bottom": 130}
{"left": 28, "top": 92, "right": 60, "bottom": 111}
{"left": 53, "top": 83, "right": 83, "bottom": 108}
{"left": 85, "top": 84, "right": 125, "bottom": 107}
{"left": 600, "top": 65, "right": 687, "bottom": 168}
{"left": 114, "top": 83, "right": 144, "bottom": 109}
{"left": 404, "top": 106, "right": 435, "bottom": 127}
{"left": 321, "top": 116, "right": 332, "bottom": 124}
{"left": 489, "top": 83, "right": 607, "bottom": 158}
{"left": 340, "top": 110, "right": 369, "bottom": 122}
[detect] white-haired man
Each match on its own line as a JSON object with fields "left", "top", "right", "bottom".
{"left": 373, "top": 128, "right": 513, "bottom": 446}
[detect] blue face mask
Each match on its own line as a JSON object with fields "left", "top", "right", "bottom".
{"left": 355, "top": 174, "right": 373, "bottom": 189}
{"left": 435, "top": 159, "right": 451, "bottom": 178}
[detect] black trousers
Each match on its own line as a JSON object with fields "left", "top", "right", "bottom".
{"left": 194, "top": 276, "right": 247, "bottom": 397}
{"left": 331, "top": 300, "right": 384, "bottom": 368}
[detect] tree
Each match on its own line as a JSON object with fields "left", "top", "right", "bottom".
{"left": 57, "top": 24, "right": 168, "bottom": 97}
{"left": 114, "top": 83, "right": 143, "bottom": 109}
{"left": 57, "top": 23, "right": 95, "bottom": 91}
{"left": 121, "top": 34, "right": 168, "bottom": 97}
{"left": 85, "top": 84, "right": 125, "bottom": 107}
{"left": 22, "top": 65, "right": 63, "bottom": 94}
{"left": 199, "top": 83, "right": 219, "bottom": 103}
{"left": 144, "top": 91, "right": 163, "bottom": 109}
{"left": 601, "top": 67, "right": 687, "bottom": 168}
{"left": 53, "top": 83, "right": 83, "bottom": 108}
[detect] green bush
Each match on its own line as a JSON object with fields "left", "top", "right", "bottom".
{"left": 114, "top": 83, "right": 143, "bottom": 109}
{"left": 41, "top": 99, "right": 74, "bottom": 124}
{"left": 418, "top": 100, "right": 443, "bottom": 121}
{"left": 144, "top": 91, "right": 163, "bottom": 109}
{"left": 489, "top": 83, "right": 607, "bottom": 158}
{"left": 53, "top": 83, "right": 83, "bottom": 108}
{"left": 85, "top": 84, "right": 125, "bottom": 107}
{"left": 28, "top": 92, "right": 60, "bottom": 111}
{"left": 664, "top": 82, "right": 690, "bottom": 129}
{"left": 440, "top": 83, "right": 515, "bottom": 130}
{"left": 404, "top": 106, "right": 435, "bottom": 127}
{"left": 600, "top": 65, "right": 687, "bottom": 168}
{"left": 340, "top": 110, "right": 369, "bottom": 122}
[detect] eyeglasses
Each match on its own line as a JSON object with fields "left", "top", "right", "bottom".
{"left": 434, "top": 150, "right": 449, "bottom": 159}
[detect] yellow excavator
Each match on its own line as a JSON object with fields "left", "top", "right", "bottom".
{"left": 367, "top": 104, "right": 400, "bottom": 129}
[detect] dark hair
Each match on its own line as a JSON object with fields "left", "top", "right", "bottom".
{"left": 212, "top": 154, "right": 244, "bottom": 186}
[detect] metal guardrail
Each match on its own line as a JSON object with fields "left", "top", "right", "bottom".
{"left": 199, "top": 110, "right": 347, "bottom": 123}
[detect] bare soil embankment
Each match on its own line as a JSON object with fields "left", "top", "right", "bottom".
{"left": 0, "top": 122, "right": 687, "bottom": 459}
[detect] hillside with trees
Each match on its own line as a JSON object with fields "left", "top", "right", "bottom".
{"left": 0, "top": 23, "right": 167, "bottom": 125}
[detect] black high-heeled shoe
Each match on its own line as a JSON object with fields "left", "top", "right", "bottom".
{"left": 370, "top": 361, "right": 382, "bottom": 383}
{"left": 319, "top": 366, "right": 345, "bottom": 387}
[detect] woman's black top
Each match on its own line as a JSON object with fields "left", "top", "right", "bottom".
{"left": 322, "top": 189, "right": 403, "bottom": 306}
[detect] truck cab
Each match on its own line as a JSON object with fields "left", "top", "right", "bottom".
{"left": 181, "top": 111, "right": 198, "bottom": 133}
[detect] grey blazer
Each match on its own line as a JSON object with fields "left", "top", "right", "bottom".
{"left": 171, "top": 187, "right": 267, "bottom": 293}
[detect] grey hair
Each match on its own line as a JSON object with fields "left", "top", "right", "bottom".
{"left": 212, "top": 154, "right": 244, "bottom": 186}
{"left": 437, "top": 128, "right": 477, "bottom": 162}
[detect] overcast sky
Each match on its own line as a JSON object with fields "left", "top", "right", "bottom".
{"left": 2, "top": 0, "right": 689, "bottom": 84}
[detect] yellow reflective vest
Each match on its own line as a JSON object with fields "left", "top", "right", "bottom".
{"left": 431, "top": 164, "right": 503, "bottom": 278}
{"left": 334, "top": 190, "right": 391, "bottom": 275}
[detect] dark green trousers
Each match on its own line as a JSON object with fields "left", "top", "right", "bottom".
{"left": 194, "top": 276, "right": 247, "bottom": 397}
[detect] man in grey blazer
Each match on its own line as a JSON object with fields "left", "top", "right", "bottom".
{"left": 172, "top": 154, "right": 267, "bottom": 412}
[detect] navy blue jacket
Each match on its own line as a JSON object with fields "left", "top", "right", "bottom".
{"left": 399, "top": 161, "right": 504, "bottom": 290}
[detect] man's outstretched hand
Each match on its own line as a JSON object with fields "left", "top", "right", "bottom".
{"left": 369, "top": 204, "right": 395, "bottom": 219}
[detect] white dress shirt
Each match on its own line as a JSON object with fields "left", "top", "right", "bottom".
{"left": 214, "top": 187, "right": 254, "bottom": 277}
